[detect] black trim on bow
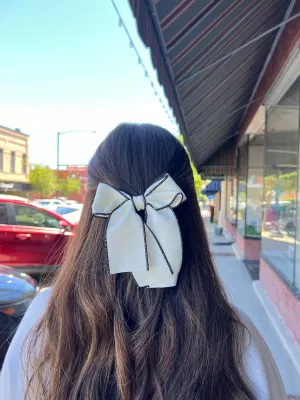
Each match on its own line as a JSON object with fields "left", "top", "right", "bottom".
{"left": 145, "top": 173, "right": 169, "bottom": 197}
{"left": 93, "top": 198, "right": 129, "bottom": 218}
{"left": 156, "top": 192, "right": 185, "bottom": 211}
{"left": 144, "top": 222, "right": 174, "bottom": 275}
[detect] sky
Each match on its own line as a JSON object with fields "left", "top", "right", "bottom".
{"left": 0, "top": 0, "right": 177, "bottom": 167}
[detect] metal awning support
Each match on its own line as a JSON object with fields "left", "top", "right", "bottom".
{"left": 238, "top": 0, "right": 297, "bottom": 140}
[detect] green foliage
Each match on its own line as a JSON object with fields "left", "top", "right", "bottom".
{"left": 29, "top": 165, "right": 58, "bottom": 197}
{"left": 178, "top": 135, "right": 204, "bottom": 200}
{"left": 264, "top": 172, "right": 297, "bottom": 202}
{"left": 245, "top": 226, "right": 260, "bottom": 237}
{"left": 59, "top": 177, "right": 81, "bottom": 197}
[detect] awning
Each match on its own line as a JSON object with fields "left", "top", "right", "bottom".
{"left": 198, "top": 143, "right": 236, "bottom": 178}
{"left": 202, "top": 180, "right": 221, "bottom": 196}
{"left": 129, "top": 0, "right": 293, "bottom": 171}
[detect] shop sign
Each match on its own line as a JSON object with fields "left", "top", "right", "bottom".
{"left": 0, "top": 182, "right": 14, "bottom": 190}
{"left": 0, "top": 181, "right": 32, "bottom": 191}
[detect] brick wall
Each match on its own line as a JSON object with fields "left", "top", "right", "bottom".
{"left": 235, "top": 230, "right": 261, "bottom": 260}
{"left": 260, "top": 258, "right": 300, "bottom": 345}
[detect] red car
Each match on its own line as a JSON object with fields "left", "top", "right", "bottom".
{"left": 0, "top": 196, "right": 76, "bottom": 274}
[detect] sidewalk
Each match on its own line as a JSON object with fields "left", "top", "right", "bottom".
{"left": 204, "top": 220, "right": 300, "bottom": 397}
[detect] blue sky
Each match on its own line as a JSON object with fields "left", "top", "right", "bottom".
{"left": 0, "top": 0, "right": 177, "bottom": 167}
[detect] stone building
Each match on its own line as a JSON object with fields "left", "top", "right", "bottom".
{"left": 0, "top": 125, "right": 31, "bottom": 195}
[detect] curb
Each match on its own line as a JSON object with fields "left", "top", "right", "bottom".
{"left": 253, "top": 281, "right": 300, "bottom": 378}
{"left": 231, "top": 243, "right": 243, "bottom": 260}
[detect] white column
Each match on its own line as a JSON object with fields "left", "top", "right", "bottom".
{"left": 218, "top": 180, "right": 226, "bottom": 228}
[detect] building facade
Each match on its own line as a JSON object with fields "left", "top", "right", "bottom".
{"left": 0, "top": 125, "right": 31, "bottom": 195}
{"left": 222, "top": 45, "right": 300, "bottom": 345}
{"left": 128, "top": 0, "right": 300, "bottom": 352}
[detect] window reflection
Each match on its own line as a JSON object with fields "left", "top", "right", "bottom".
{"left": 262, "top": 103, "right": 298, "bottom": 285}
{"left": 237, "top": 144, "right": 247, "bottom": 234}
{"left": 246, "top": 136, "right": 264, "bottom": 237}
{"left": 226, "top": 175, "right": 237, "bottom": 224}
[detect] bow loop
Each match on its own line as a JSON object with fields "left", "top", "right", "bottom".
{"left": 146, "top": 175, "right": 186, "bottom": 210}
{"left": 92, "top": 184, "right": 128, "bottom": 217}
{"left": 92, "top": 174, "right": 186, "bottom": 288}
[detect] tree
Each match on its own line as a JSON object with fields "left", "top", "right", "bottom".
{"left": 29, "top": 164, "right": 58, "bottom": 197}
{"left": 59, "top": 177, "right": 81, "bottom": 197}
{"left": 178, "top": 135, "right": 204, "bottom": 200}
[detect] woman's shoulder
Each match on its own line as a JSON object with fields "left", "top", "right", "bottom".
{"left": 2, "top": 287, "right": 53, "bottom": 365}
{"left": 235, "top": 308, "right": 286, "bottom": 399}
{"left": 31, "top": 287, "right": 53, "bottom": 312}
{"left": 21, "top": 287, "right": 53, "bottom": 328}
{"left": 0, "top": 288, "right": 53, "bottom": 399}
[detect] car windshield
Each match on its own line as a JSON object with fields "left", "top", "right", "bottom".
{"left": 56, "top": 207, "right": 78, "bottom": 215}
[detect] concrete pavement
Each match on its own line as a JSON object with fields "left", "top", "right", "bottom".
{"left": 205, "top": 220, "right": 300, "bottom": 397}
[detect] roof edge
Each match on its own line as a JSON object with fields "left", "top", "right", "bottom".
{"left": 0, "top": 125, "right": 29, "bottom": 137}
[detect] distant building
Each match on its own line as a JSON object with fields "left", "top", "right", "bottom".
{"left": 58, "top": 165, "right": 87, "bottom": 203}
{"left": 0, "top": 125, "right": 31, "bottom": 196}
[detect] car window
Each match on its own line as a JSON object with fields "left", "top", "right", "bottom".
{"left": 14, "top": 205, "right": 61, "bottom": 229}
{"left": 53, "top": 201, "right": 62, "bottom": 205}
{"left": 56, "top": 207, "right": 77, "bottom": 215}
{"left": 0, "top": 204, "right": 8, "bottom": 224}
{"left": 39, "top": 201, "right": 50, "bottom": 206}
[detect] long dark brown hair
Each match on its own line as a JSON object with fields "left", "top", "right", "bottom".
{"left": 25, "top": 123, "right": 255, "bottom": 399}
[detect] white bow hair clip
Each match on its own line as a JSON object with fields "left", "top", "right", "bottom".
{"left": 92, "top": 174, "right": 186, "bottom": 288}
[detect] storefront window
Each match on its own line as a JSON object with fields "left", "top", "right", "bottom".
{"left": 262, "top": 80, "right": 299, "bottom": 286}
{"left": 245, "top": 136, "right": 264, "bottom": 237}
{"left": 226, "top": 175, "right": 237, "bottom": 224}
{"left": 237, "top": 144, "right": 247, "bottom": 234}
{"left": 295, "top": 167, "right": 300, "bottom": 289}
{"left": 293, "top": 80, "right": 300, "bottom": 289}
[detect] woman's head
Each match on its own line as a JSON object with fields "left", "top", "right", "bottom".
{"left": 25, "top": 124, "right": 255, "bottom": 400}
{"left": 87, "top": 123, "right": 194, "bottom": 199}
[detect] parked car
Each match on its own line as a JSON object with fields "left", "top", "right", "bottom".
{"left": 0, "top": 195, "right": 29, "bottom": 202}
{"left": 0, "top": 196, "right": 76, "bottom": 274}
{"left": 0, "top": 265, "right": 37, "bottom": 367}
{"left": 34, "top": 198, "right": 67, "bottom": 212}
{"left": 56, "top": 204, "right": 83, "bottom": 224}
{"left": 65, "top": 200, "right": 79, "bottom": 205}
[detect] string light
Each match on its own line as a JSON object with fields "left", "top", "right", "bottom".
{"left": 111, "top": 0, "right": 178, "bottom": 131}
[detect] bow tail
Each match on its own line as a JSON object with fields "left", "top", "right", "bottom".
{"left": 144, "top": 222, "right": 173, "bottom": 275}
{"left": 142, "top": 222, "right": 150, "bottom": 271}
{"left": 132, "top": 207, "right": 183, "bottom": 288}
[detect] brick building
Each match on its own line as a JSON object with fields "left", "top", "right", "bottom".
{"left": 58, "top": 166, "right": 87, "bottom": 203}
{"left": 0, "top": 125, "right": 31, "bottom": 196}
